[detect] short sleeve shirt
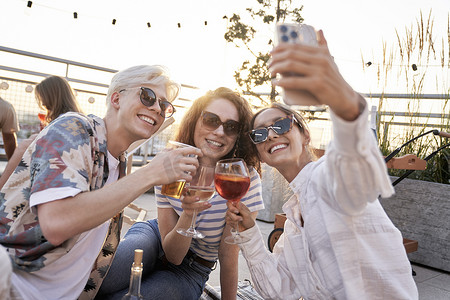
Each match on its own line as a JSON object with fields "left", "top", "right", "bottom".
{"left": 0, "top": 97, "right": 19, "bottom": 133}
{"left": 0, "top": 112, "right": 109, "bottom": 271}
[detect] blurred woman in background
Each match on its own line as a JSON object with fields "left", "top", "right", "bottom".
{"left": 35, "top": 75, "right": 82, "bottom": 126}
{"left": 0, "top": 76, "right": 82, "bottom": 189}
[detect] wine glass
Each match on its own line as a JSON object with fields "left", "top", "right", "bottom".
{"left": 177, "top": 164, "right": 215, "bottom": 239}
{"left": 38, "top": 110, "right": 47, "bottom": 131}
{"left": 214, "top": 158, "right": 251, "bottom": 244}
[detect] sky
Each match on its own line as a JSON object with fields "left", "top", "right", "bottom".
{"left": 0, "top": 0, "right": 449, "bottom": 96}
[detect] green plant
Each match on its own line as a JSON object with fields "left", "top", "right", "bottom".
{"left": 224, "top": 0, "right": 305, "bottom": 105}
{"left": 364, "top": 11, "right": 450, "bottom": 184}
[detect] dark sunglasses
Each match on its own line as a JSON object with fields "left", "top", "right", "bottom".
{"left": 201, "top": 111, "right": 241, "bottom": 136}
{"left": 119, "top": 87, "right": 175, "bottom": 118}
{"left": 249, "top": 114, "right": 299, "bottom": 144}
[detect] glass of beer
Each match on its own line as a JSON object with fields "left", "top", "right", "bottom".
{"left": 161, "top": 141, "right": 199, "bottom": 199}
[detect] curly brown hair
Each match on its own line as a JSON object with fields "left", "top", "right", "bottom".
{"left": 174, "top": 87, "right": 260, "bottom": 174}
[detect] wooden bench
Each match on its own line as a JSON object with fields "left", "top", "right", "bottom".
{"left": 384, "top": 154, "right": 424, "bottom": 254}
{"left": 385, "top": 154, "right": 426, "bottom": 171}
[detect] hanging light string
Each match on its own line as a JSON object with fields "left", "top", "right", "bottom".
{"left": 337, "top": 57, "right": 448, "bottom": 70}
{"left": 22, "top": 1, "right": 449, "bottom": 70}
{"left": 24, "top": 0, "right": 209, "bottom": 28}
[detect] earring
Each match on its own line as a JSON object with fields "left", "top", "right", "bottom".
{"left": 232, "top": 137, "right": 240, "bottom": 158}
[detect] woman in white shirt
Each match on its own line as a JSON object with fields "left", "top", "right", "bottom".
{"left": 224, "top": 30, "right": 418, "bottom": 299}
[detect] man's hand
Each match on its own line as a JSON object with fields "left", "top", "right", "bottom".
{"left": 144, "top": 146, "right": 203, "bottom": 186}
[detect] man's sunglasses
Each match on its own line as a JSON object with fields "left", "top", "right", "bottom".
{"left": 249, "top": 114, "right": 299, "bottom": 144}
{"left": 201, "top": 111, "right": 241, "bottom": 136}
{"left": 119, "top": 87, "right": 175, "bottom": 118}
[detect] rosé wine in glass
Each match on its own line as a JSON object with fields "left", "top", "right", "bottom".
{"left": 214, "top": 158, "right": 251, "bottom": 244}
{"left": 214, "top": 174, "right": 250, "bottom": 204}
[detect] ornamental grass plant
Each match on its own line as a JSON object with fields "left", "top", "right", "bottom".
{"left": 363, "top": 11, "right": 449, "bottom": 184}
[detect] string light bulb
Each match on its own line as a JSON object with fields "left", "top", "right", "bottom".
{"left": 73, "top": 12, "right": 78, "bottom": 19}
{"left": 0, "top": 82, "right": 9, "bottom": 90}
{"left": 147, "top": 22, "right": 151, "bottom": 28}
{"left": 112, "top": 19, "right": 116, "bottom": 25}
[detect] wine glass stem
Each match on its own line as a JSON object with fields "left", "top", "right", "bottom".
{"left": 189, "top": 209, "right": 198, "bottom": 231}
{"left": 231, "top": 201, "right": 241, "bottom": 238}
{"left": 234, "top": 223, "right": 240, "bottom": 237}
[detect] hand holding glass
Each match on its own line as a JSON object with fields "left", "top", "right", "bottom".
{"left": 214, "top": 158, "right": 251, "bottom": 244}
{"left": 161, "top": 141, "right": 199, "bottom": 199}
{"left": 177, "top": 165, "right": 215, "bottom": 239}
{"left": 38, "top": 110, "right": 47, "bottom": 131}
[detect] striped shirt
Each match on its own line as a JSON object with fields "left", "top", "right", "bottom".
{"left": 155, "top": 167, "right": 264, "bottom": 261}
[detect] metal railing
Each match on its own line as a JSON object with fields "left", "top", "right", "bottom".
{"left": 284, "top": 93, "right": 449, "bottom": 150}
{"left": 2, "top": 45, "right": 449, "bottom": 154}
{"left": 0, "top": 45, "right": 200, "bottom": 158}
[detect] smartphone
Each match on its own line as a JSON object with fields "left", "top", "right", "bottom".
{"left": 275, "top": 23, "right": 322, "bottom": 108}
{"left": 275, "top": 23, "right": 318, "bottom": 47}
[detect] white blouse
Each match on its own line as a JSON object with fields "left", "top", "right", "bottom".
{"left": 239, "top": 106, "right": 418, "bottom": 300}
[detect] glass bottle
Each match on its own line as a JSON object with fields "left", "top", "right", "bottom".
{"left": 121, "top": 249, "right": 144, "bottom": 300}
